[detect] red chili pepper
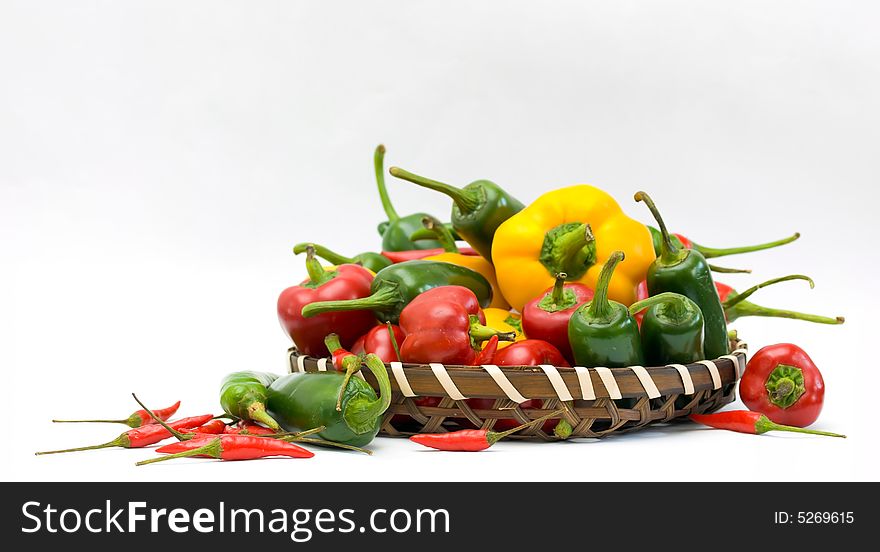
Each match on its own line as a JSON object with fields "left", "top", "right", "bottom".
{"left": 715, "top": 276, "right": 844, "bottom": 325}
{"left": 399, "top": 286, "right": 513, "bottom": 365}
{"left": 521, "top": 273, "right": 594, "bottom": 363}
{"left": 739, "top": 343, "right": 831, "bottom": 427}
{"left": 277, "top": 245, "right": 377, "bottom": 357}
{"left": 689, "top": 410, "right": 844, "bottom": 438}
{"left": 381, "top": 247, "right": 477, "bottom": 264}
{"left": 52, "top": 400, "right": 181, "bottom": 428}
{"left": 351, "top": 323, "right": 405, "bottom": 363}
{"left": 35, "top": 414, "right": 214, "bottom": 455}
{"left": 473, "top": 335, "right": 499, "bottom": 365}
{"left": 137, "top": 434, "right": 314, "bottom": 465}
{"left": 188, "top": 419, "right": 227, "bottom": 435}
{"left": 410, "top": 409, "right": 565, "bottom": 451}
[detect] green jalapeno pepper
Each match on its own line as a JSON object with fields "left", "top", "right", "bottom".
{"left": 635, "top": 192, "right": 729, "bottom": 359}
{"left": 219, "top": 371, "right": 281, "bottom": 431}
{"left": 292, "top": 242, "right": 392, "bottom": 273}
{"left": 630, "top": 292, "right": 705, "bottom": 365}
{"left": 568, "top": 251, "right": 645, "bottom": 367}
{"left": 267, "top": 353, "right": 392, "bottom": 447}
{"left": 301, "top": 260, "right": 493, "bottom": 324}
{"left": 388, "top": 166, "right": 524, "bottom": 261}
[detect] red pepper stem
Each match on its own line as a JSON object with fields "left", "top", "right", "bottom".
{"left": 294, "top": 242, "right": 356, "bottom": 265}
{"left": 723, "top": 274, "right": 814, "bottom": 309}
{"left": 634, "top": 191, "right": 687, "bottom": 265}
{"left": 374, "top": 144, "right": 399, "bottom": 222}
{"left": 386, "top": 322, "right": 402, "bottom": 362}
{"left": 695, "top": 232, "right": 801, "bottom": 259}
{"left": 410, "top": 217, "right": 459, "bottom": 253}
{"left": 35, "top": 437, "right": 126, "bottom": 455}
{"left": 469, "top": 321, "right": 516, "bottom": 343}
{"left": 755, "top": 415, "right": 846, "bottom": 438}
{"left": 708, "top": 264, "right": 751, "bottom": 274}
{"left": 131, "top": 393, "right": 190, "bottom": 442}
{"left": 628, "top": 292, "right": 688, "bottom": 321}
{"left": 389, "top": 167, "right": 481, "bottom": 213}
{"left": 550, "top": 272, "right": 567, "bottom": 305}
{"left": 136, "top": 438, "right": 224, "bottom": 466}
{"left": 324, "top": 333, "right": 344, "bottom": 354}
{"left": 301, "top": 284, "right": 400, "bottom": 318}
{"left": 486, "top": 409, "right": 566, "bottom": 445}
{"left": 587, "top": 251, "right": 624, "bottom": 320}
{"left": 303, "top": 246, "right": 334, "bottom": 286}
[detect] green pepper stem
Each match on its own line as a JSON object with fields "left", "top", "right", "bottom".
{"left": 755, "top": 416, "right": 846, "bottom": 438}
{"left": 708, "top": 264, "right": 751, "bottom": 274}
{"left": 335, "top": 355, "right": 364, "bottom": 412}
{"left": 324, "top": 333, "right": 343, "bottom": 354}
{"left": 286, "top": 436, "right": 373, "bottom": 455}
{"left": 389, "top": 166, "right": 481, "bottom": 213}
{"left": 723, "top": 275, "right": 814, "bottom": 309}
{"left": 469, "top": 320, "right": 516, "bottom": 344}
{"left": 343, "top": 354, "right": 393, "bottom": 433}
{"left": 35, "top": 437, "right": 125, "bottom": 455}
{"left": 628, "top": 292, "right": 689, "bottom": 322}
{"left": 52, "top": 418, "right": 128, "bottom": 425}
{"left": 374, "top": 144, "right": 399, "bottom": 222}
{"left": 410, "top": 217, "right": 459, "bottom": 253}
{"left": 136, "top": 438, "right": 223, "bottom": 466}
{"left": 131, "top": 393, "right": 191, "bottom": 441}
{"left": 587, "top": 251, "right": 625, "bottom": 320}
{"left": 386, "top": 322, "right": 402, "bottom": 362}
{"left": 301, "top": 283, "right": 400, "bottom": 318}
{"left": 294, "top": 242, "right": 355, "bottom": 265}
{"left": 634, "top": 192, "right": 687, "bottom": 265}
{"left": 728, "top": 302, "right": 845, "bottom": 325}
{"left": 487, "top": 409, "right": 567, "bottom": 445}
{"left": 303, "top": 245, "right": 334, "bottom": 286}
{"left": 246, "top": 402, "right": 281, "bottom": 431}
{"left": 551, "top": 272, "right": 567, "bottom": 305}
{"left": 695, "top": 232, "right": 801, "bottom": 259}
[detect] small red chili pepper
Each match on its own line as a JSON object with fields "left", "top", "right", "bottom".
{"left": 520, "top": 273, "right": 594, "bottom": 363}
{"left": 689, "top": 410, "right": 845, "bottom": 438}
{"left": 381, "top": 247, "right": 478, "bottom": 264}
{"left": 715, "top": 276, "right": 845, "bottom": 325}
{"left": 351, "top": 323, "right": 405, "bottom": 363}
{"left": 187, "top": 419, "right": 228, "bottom": 435}
{"left": 35, "top": 414, "right": 214, "bottom": 455}
{"left": 473, "top": 335, "right": 499, "bottom": 365}
{"left": 137, "top": 434, "right": 314, "bottom": 465}
{"left": 739, "top": 343, "right": 829, "bottom": 427}
{"left": 52, "top": 400, "right": 181, "bottom": 428}
{"left": 399, "top": 286, "right": 513, "bottom": 365}
{"left": 277, "top": 245, "right": 377, "bottom": 357}
{"left": 410, "top": 409, "right": 566, "bottom": 451}
{"left": 224, "top": 421, "right": 276, "bottom": 435}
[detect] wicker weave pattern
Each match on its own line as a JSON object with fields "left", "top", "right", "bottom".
{"left": 287, "top": 342, "right": 745, "bottom": 440}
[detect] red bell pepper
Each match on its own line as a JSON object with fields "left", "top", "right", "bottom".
{"left": 521, "top": 273, "right": 594, "bottom": 362}
{"left": 381, "top": 247, "right": 477, "bottom": 264}
{"left": 739, "top": 343, "right": 829, "bottom": 428}
{"left": 715, "top": 276, "right": 844, "bottom": 325}
{"left": 351, "top": 323, "right": 405, "bottom": 363}
{"left": 398, "top": 286, "right": 513, "bottom": 365}
{"left": 277, "top": 246, "right": 378, "bottom": 356}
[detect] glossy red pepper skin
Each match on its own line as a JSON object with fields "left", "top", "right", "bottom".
{"left": 410, "top": 430, "right": 492, "bottom": 451}
{"left": 277, "top": 263, "right": 377, "bottom": 357}
{"left": 673, "top": 233, "right": 694, "bottom": 250}
{"left": 473, "top": 336, "right": 499, "bottom": 365}
{"left": 521, "top": 280, "right": 594, "bottom": 363}
{"left": 740, "top": 344, "right": 825, "bottom": 427}
{"left": 52, "top": 400, "right": 181, "bottom": 428}
{"left": 634, "top": 280, "right": 650, "bottom": 325}
{"left": 152, "top": 434, "right": 314, "bottom": 460}
{"left": 381, "top": 247, "right": 477, "bottom": 264}
{"left": 188, "top": 419, "right": 227, "bottom": 435}
{"left": 351, "top": 324, "right": 405, "bottom": 363}
{"left": 223, "top": 421, "right": 276, "bottom": 435}
{"left": 690, "top": 410, "right": 845, "bottom": 438}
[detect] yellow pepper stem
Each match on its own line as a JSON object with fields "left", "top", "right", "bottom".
{"left": 539, "top": 223, "right": 597, "bottom": 280}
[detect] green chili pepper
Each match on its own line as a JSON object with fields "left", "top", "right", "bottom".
{"left": 630, "top": 292, "right": 705, "bottom": 365}
{"left": 292, "top": 242, "right": 391, "bottom": 273}
{"left": 300, "top": 260, "right": 493, "bottom": 324}
{"left": 219, "top": 371, "right": 281, "bottom": 431}
{"left": 267, "top": 353, "right": 392, "bottom": 447}
{"left": 388, "top": 166, "right": 524, "bottom": 261}
{"left": 568, "top": 251, "right": 645, "bottom": 367}
{"left": 635, "top": 192, "right": 729, "bottom": 359}
{"left": 647, "top": 226, "right": 800, "bottom": 259}
{"left": 373, "top": 145, "right": 444, "bottom": 251}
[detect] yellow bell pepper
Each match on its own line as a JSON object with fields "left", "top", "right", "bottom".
{"left": 480, "top": 308, "right": 524, "bottom": 349}
{"left": 422, "top": 253, "right": 509, "bottom": 310}
{"left": 491, "top": 185, "right": 654, "bottom": 311}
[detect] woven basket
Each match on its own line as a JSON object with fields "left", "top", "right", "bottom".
{"left": 287, "top": 340, "right": 747, "bottom": 440}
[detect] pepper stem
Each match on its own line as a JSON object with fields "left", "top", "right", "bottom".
{"left": 708, "top": 264, "right": 751, "bottom": 274}
{"left": 755, "top": 415, "right": 846, "bottom": 438}
{"left": 695, "top": 232, "right": 801, "bottom": 259}
{"left": 131, "top": 393, "right": 189, "bottom": 441}
{"left": 35, "top": 437, "right": 125, "bottom": 455}
{"left": 303, "top": 245, "right": 334, "bottom": 286}
{"left": 730, "top": 302, "right": 845, "bottom": 325}
{"left": 136, "top": 438, "right": 224, "bottom": 466}
{"left": 294, "top": 242, "right": 355, "bottom": 265}
{"left": 410, "top": 217, "right": 459, "bottom": 253}
{"left": 301, "top": 283, "right": 400, "bottom": 318}
{"left": 469, "top": 319, "right": 516, "bottom": 344}
{"left": 389, "top": 167, "right": 482, "bottom": 213}
{"left": 550, "top": 272, "right": 567, "bottom": 305}
{"left": 287, "top": 437, "right": 373, "bottom": 455}
{"left": 342, "top": 354, "right": 393, "bottom": 434}
{"left": 634, "top": 191, "right": 687, "bottom": 265}
{"left": 587, "top": 251, "right": 625, "bottom": 320}
{"left": 628, "top": 292, "right": 689, "bottom": 322}
{"left": 374, "top": 144, "right": 399, "bottom": 222}
{"left": 52, "top": 418, "right": 128, "bottom": 425}
{"left": 722, "top": 274, "right": 814, "bottom": 308}
{"left": 486, "top": 409, "right": 567, "bottom": 445}
{"left": 247, "top": 402, "right": 282, "bottom": 431}
{"left": 325, "top": 333, "right": 344, "bottom": 354}
{"left": 335, "top": 355, "right": 364, "bottom": 412}
{"left": 387, "top": 322, "right": 402, "bottom": 362}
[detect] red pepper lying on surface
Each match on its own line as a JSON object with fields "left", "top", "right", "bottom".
{"left": 739, "top": 343, "right": 828, "bottom": 428}
{"left": 715, "top": 276, "right": 844, "bottom": 325}
{"left": 351, "top": 323, "right": 405, "bottom": 363}
{"left": 381, "top": 247, "right": 478, "bottom": 264}
{"left": 689, "top": 411, "right": 844, "bottom": 438}
{"left": 52, "top": 400, "right": 181, "bottom": 428}
{"left": 398, "top": 286, "right": 513, "bottom": 365}
{"left": 223, "top": 421, "right": 276, "bottom": 435}
{"left": 277, "top": 246, "right": 377, "bottom": 356}
{"left": 188, "top": 419, "right": 227, "bottom": 435}
{"left": 410, "top": 410, "right": 565, "bottom": 451}
{"left": 137, "top": 434, "right": 315, "bottom": 465}
{"left": 520, "top": 273, "right": 594, "bottom": 363}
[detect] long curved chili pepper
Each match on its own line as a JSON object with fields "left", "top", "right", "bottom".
{"left": 52, "top": 400, "right": 181, "bottom": 428}
{"left": 409, "top": 409, "right": 565, "bottom": 451}
{"left": 35, "top": 414, "right": 213, "bottom": 455}
{"left": 137, "top": 435, "right": 315, "bottom": 465}
{"left": 188, "top": 419, "right": 228, "bottom": 435}
{"left": 689, "top": 411, "right": 845, "bottom": 438}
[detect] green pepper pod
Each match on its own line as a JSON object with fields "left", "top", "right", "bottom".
{"left": 568, "top": 251, "right": 645, "bottom": 368}
{"left": 647, "top": 226, "right": 800, "bottom": 259}
{"left": 388, "top": 166, "right": 524, "bottom": 261}
{"left": 267, "top": 353, "right": 392, "bottom": 447}
{"left": 219, "top": 371, "right": 281, "bottom": 431}
{"left": 630, "top": 292, "right": 705, "bottom": 365}
{"left": 292, "top": 242, "right": 391, "bottom": 273}
{"left": 636, "top": 192, "right": 729, "bottom": 359}
{"left": 301, "top": 260, "right": 493, "bottom": 324}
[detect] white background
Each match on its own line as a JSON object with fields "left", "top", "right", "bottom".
{"left": 2, "top": 1, "right": 877, "bottom": 482}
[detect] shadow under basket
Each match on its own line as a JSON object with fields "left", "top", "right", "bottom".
{"left": 287, "top": 340, "right": 747, "bottom": 441}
